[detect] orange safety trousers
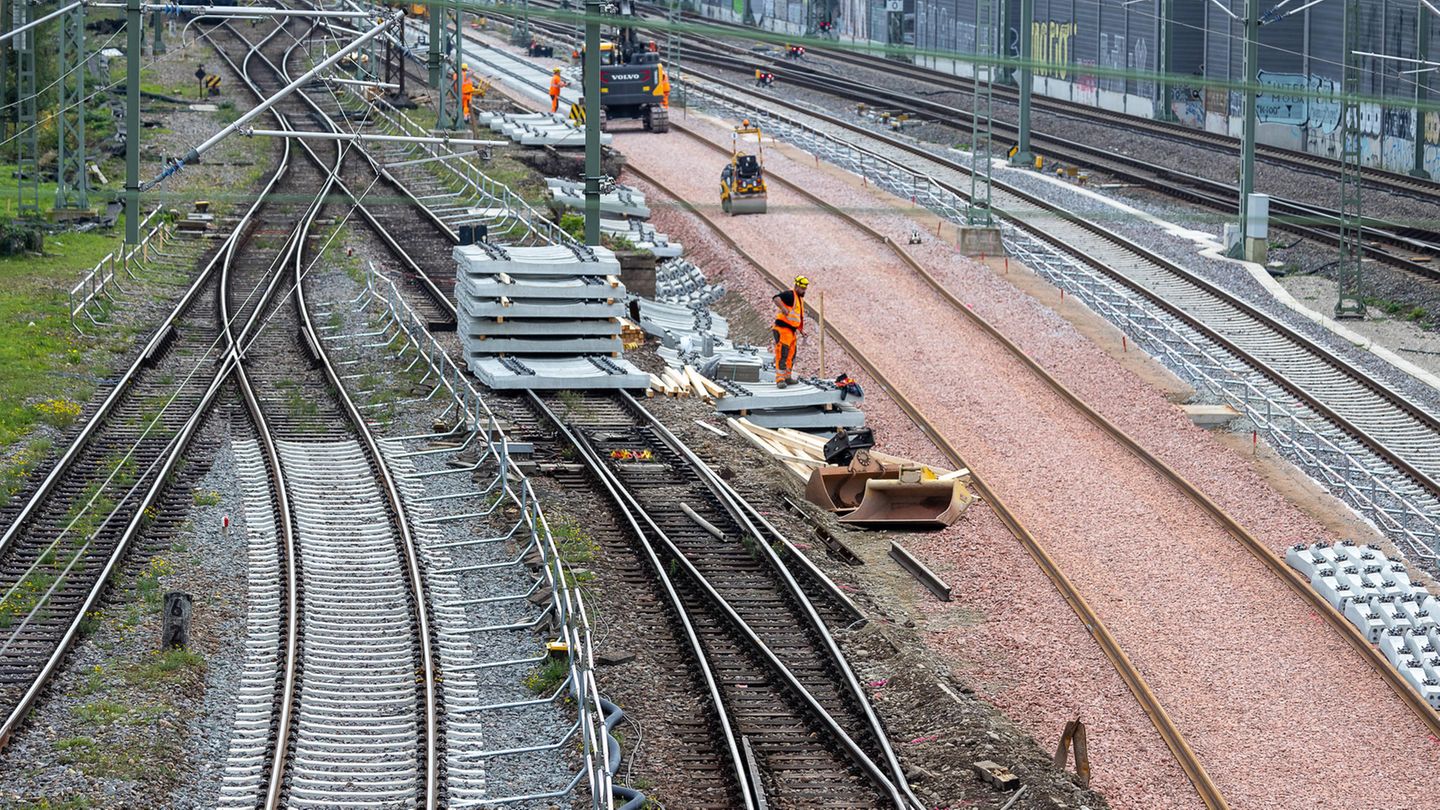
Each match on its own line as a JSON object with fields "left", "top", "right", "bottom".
{"left": 772, "top": 326, "right": 797, "bottom": 382}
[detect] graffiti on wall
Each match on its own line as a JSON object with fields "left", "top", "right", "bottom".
{"left": 1032, "top": 20, "right": 1077, "bottom": 79}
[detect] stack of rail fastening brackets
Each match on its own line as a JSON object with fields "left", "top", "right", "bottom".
{"left": 1288, "top": 540, "right": 1440, "bottom": 708}
{"left": 455, "top": 242, "right": 650, "bottom": 389}
{"left": 636, "top": 258, "right": 864, "bottom": 433}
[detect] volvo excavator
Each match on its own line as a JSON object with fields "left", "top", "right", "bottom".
{"left": 720, "top": 122, "right": 767, "bottom": 215}
{"left": 574, "top": 0, "right": 670, "bottom": 132}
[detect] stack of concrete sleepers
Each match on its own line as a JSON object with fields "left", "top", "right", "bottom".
{"left": 602, "top": 217, "right": 682, "bottom": 258}
{"left": 546, "top": 178, "right": 650, "bottom": 218}
{"left": 455, "top": 242, "right": 649, "bottom": 389}
{"left": 477, "top": 110, "right": 612, "bottom": 147}
{"left": 637, "top": 259, "right": 864, "bottom": 433}
{"left": 1288, "top": 541, "right": 1440, "bottom": 707}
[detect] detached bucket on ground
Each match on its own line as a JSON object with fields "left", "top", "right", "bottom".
{"left": 838, "top": 478, "right": 974, "bottom": 529}
{"left": 804, "top": 466, "right": 902, "bottom": 513}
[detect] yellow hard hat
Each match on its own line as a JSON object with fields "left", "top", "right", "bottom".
{"left": 553, "top": 66, "right": 562, "bottom": 73}
{"left": 462, "top": 63, "right": 469, "bottom": 70}
{"left": 794, "top": 275, "right": 810, "bottom": 289}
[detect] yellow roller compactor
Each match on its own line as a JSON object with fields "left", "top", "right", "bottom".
{"left": 720, "top": 123, "right": 767, "bottom": 215}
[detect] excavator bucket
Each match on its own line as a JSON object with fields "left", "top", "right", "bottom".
{"left": 728, "top": 193, "right": 767, "bottom": 215}
{"left": 839, "top": 478, "right": 974, "bottom": 529}
{"left": 804, "top": 466, "right": 901, "bottom": 513}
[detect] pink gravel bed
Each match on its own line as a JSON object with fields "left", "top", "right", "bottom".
{"left": 617, "top": 128, "right": 1199, "bottom": 808}
{"left": 613, "top": 121, "right": 1440, "bottom": 808}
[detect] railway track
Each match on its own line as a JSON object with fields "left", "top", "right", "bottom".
{"left": 514, "top": 2, "right": 1440, "bottom": 279}
{"left": 661, "top": 10, "right": 1440, "bottom": 204}
{"left": 0, "top": 22, "right": 307, "bottom": 752}
{"left": 444, "top": 25, "right": 1440, "bottom": 523}
{"left": 206, "top": 15, "right": 441, "bottom": 807}
{"left": 618, "top": 129, "right": 1440, "bottom": 804}
{"left": 520, "top": 389, "right": 923, "bottom": 809}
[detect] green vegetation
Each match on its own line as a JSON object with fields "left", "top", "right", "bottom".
{"left": 551, "top": 518, "right": 598, "bottom": 565}
{"left": 523, "top": 655, "right": 569, "bottom": 694}
{"left": 0, "top": 227, "right": 116, "bottom": 448}
{"left": 192, "top": 488, "right": 222, "bottom": 506}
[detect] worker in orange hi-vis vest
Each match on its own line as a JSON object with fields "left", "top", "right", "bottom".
{"left": 654, "top": 63, "right": 671, "bottom": 108}
{"left": 549, "top": 66, "right": 568, "bottom": 113}
{"left": 459, "top": 64, "right": 477, "bottom": 129}
{"left": 771, "top": 275, "right": 809, "bottom": 386}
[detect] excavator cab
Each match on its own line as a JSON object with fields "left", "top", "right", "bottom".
{"left": 720, "top": 125, "right": 767, "bottom": 215}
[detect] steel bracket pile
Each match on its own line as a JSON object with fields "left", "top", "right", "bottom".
{"left": 455, "top": 242, "right": 649, "bottom": 389}
{"left": 1289, "top": 541, "right": 1440, "bottom": 707}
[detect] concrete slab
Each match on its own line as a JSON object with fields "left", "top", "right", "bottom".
{"left": 460, "top": 298, "right": 628, "bottom": 320}
{"left": 460, "top": 275, "right": 622, "bottom": 301}
{"left": 459, "top": 314, "right": 620, "bottom": 337}
{"left": 468, "top": 355, "right": 650, "bottom": 390}
{"left": 746, "top": 405, "right": 867, "bottom": 430}
{"left": 1180, "top": 403, "right": 1241, "bottom": 428}
{"left": 461, "top": 334, "right": 624, "bottom": 354}
{"left": 713, "top": 379, "right": 855, "bottom": 413}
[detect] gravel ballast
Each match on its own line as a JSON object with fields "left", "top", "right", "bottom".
{"left": 612, "top": 117, "right": 1440, "bottom": 808}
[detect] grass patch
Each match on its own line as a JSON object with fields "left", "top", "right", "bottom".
{"left": 523, "top": 655, "right": 569, "bottom": 694}
{"left": 0, "top": 225, "right": 117, "bottom": 448}
{"left": 192, "top": 489, "right": 221, "bottom": 506}
{"left": 122, "top": 646, "right": 205, "bottom": 686}
{"left": 551, "top": 518, "right": 598, "bottom": 565}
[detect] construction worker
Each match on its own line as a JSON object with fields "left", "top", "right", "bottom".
{"left": 654, "top": 62, "right": 671, "bottom": 108}
{"left": 549, "top": 66, "right": 568, "bottom": 113}
{"left": 459, "top": 63, "right": 476, "bottom": 124}
{"left": 772, "top": 275, "right": 808, "bottom": 386}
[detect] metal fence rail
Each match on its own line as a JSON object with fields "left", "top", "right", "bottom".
{"left": 362, "top": 264, "right": 614, "bottom": 807}
{"left": 68, "top": 207, "right": 170, "bottom": 333}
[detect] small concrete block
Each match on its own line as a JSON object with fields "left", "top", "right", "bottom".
{"left": 1380, "top": 629, "right": 1412, "bottom": 665}
{"left": 1344, "top": 599, "right": 1385, "bottom": 644}
{"left": 1180, "top": 403, "right": 1240, "bottom": 428}
{"left": 972, "top": 760, "right": 1019, "bottom": 791}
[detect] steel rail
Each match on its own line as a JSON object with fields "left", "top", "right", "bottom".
{"left": 266, "top": 19, "right": 442, "bottom": 807}
{"left": 526, "top": 392, "right": 757, "bottom": 810}
{"left": 0, "top": 21, "right": 305, "bottom": 750}
{"left": 670, "top": 73, "right": 1440, "bottom": 499}
{"left": 224, "top": 19, "right": 307, "bottom": 809}
{"left": 616, "top": 391, "right": 924, "bottom": 810}
{"left": 694, "top": 135, "right": 1440, "bottom": 744}
{"left": 618, "top": 156, "right": 1232, "bottom": 810}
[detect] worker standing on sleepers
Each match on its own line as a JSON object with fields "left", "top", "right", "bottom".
{"left": 549, "top": 66, "right": 568, "bottom": 113}
{"left": 772, "top": 275, "right": 809, "bottom": 387}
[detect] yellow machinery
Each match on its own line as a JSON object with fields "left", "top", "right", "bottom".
{"left": 720, "top": 124, "right": 767, "bottom": 215}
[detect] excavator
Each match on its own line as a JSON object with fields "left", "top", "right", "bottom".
{"left": 719, "top": 122, "right": 767, "bottom": 215}
{"left": 574, "top": 0, "right": 670, "bottom": 132}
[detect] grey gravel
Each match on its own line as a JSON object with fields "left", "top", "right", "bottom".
{"left": 0, "top": 414, "right": 251, "bottom": 810}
